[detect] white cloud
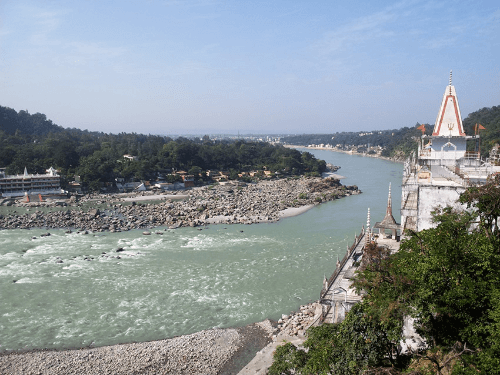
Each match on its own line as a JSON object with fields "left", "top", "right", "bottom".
{"left": 65, "top": 41, "right": 128, "bottom": 64}
{"left": 162, "top": 0, "right": 220, "bottom": 8}
{"left": 29, "top": 8, "right": 67, "bottom": 46}
{"left": 313, "top": 8, "right": 398, "bottom": 56}
{"left": 424, "top": 37, "right": 457, "bottom": 50}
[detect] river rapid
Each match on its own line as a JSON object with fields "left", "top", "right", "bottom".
{"left": 0, "top": 150, "right": 402, "bottom": 352}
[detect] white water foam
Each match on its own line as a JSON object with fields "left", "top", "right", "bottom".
{"left": 14, "top": 277, "right": 42, "bottom": 284}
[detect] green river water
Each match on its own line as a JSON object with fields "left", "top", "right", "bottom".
{"left": 0, "top": 150, "right": 402, "bottom": 351}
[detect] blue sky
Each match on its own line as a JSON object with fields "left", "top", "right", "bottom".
{"left": 1, "top": 0, "right": 499, "bottom": 135}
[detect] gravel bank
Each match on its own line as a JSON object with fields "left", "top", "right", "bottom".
{"left": 0, "top": 303, "right": 320, "bottom": 375}
{"left": 0, "top": 303, "right": 318, "bottom": 375}
{"left": 0, "top": 322, "right": 274, "bottom": 375}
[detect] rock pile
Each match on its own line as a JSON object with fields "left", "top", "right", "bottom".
{"left": 0, "top": 177, "right": 360, "bottom": 231}
{"left": 235, "top": 303, "right": 323, "bottom": 374}
{"left": 275, "top": 302, "right": 321, "bottom": 338}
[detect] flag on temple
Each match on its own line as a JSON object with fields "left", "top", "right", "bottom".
{"left": 475, "top": 123, "right": 486, "bottom": 134}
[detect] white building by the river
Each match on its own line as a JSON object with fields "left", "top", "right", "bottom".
{"left": 0, "top": 167, "right": 64, "bottom": 198}
{"left": 401, "top": 71, "right": 500, "bottom": 232}
{"left": 320, "top": 72, "right": 500, "bottom": 328}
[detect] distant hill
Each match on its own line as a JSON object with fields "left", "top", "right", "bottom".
{"left": 0, "top": 105, "right": 326, "bottom": 192}
{"left": 282, "top": 105, "right": 500, "bottom": 159}
{"left": 1, "top": 103, "right": 498, "bottom": 192}
{"left": 463, "top": 105, "right": 500, "bottom": 157}
{"left": 282, "top": 125, "right": 433, "bottom": 159}
{"left": 0, "top": 106, "right": 65, "bottom": 136}
{"left": 0, "top": 106, "right": 106, "bottom": 138}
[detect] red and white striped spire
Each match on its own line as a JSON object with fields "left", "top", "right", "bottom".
{"left": 432, "top": 70, "right": 465, "bottom": 137}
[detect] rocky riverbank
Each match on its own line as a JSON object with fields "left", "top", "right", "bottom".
{"left": 0, "top": 303, "right": 320, "bottom": 375}
{"left": 0, "top": 325, "right": 251, "bottom": 375}
{"left": 238, "top": 302, "right": 322, "bottom": 375}
{"left": 0, "top": 177, "right": 360, "bottom": 231}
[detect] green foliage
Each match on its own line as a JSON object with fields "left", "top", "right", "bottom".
{"left": 188, "top": 166, "right": 202, "bottom": 177}
{"left": 459, "top": 174, "right": 500, "bottom": 246}
{"left": 353, "top": 242, "right": 408, "bottom": 345}
{"left": 268, "top": 342, "right": 308, "bottom": 375}
{"left": 355, "top": 178, "right": 500, "bottom": 371}
{"left": 398, "top": 209, "right": 497, "bottom": 349}
{"left": 269, "top": 303, "right": 403, "bottom": 375}
{"left": 281, "top": 124, "right": 432, "bottom": 159}
{"left": 462, "top": 105, "right": 500, "bottom": 158}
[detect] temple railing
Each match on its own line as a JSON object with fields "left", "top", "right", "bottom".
{"left": 320, "top": 228, "right": 365, "bottom": 299}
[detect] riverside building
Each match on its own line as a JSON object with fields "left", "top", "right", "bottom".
{"left": 319, "top": 71, "right": 500, "bottom": 325}
{"left": 401, "top": 71, "right": 500, "bottom": 232}
{"left": 0, "top": 167, "right": 64, "bottom": 198}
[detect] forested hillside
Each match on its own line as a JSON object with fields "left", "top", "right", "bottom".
{"left": 463, "top": 105, "right": 500, "bottom": 157}
{"left": 0, "top": 106, "right": 65, "bottom": 135}
{"left": 2, "top": 103, "right": 498, "bottom": 191}
{"left": 282, "top": 125, "right": 432, "bottom": 158}
{"left": 282, "top": 104, "right": 500, "bottom": 159}
{"left": 0, "top": 106, "right": 325, "bottom": 191}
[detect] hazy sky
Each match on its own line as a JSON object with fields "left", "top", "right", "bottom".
{"left": 1, "top": 0, "right": 499, "bottom": 135}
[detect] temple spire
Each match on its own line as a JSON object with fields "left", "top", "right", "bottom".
{"left": 432, "top": 70, "right": 465, "bottom": 137}
{"left": 380, "top": 183, "right": 396, "bottom": 225}
{"left": 375, "top": 183, "right": 399, "bottom": 238}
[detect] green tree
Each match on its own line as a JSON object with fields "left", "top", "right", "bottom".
{"left": 459, "top": 174, "right": 500, "bottom": 246}
{"left": 269, "top": 302, "right": 402, "bottom": 375}
{"left": 188, "top": 166, "right": 202, "bottom": 177}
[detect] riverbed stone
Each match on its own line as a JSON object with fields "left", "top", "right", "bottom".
{"left": 0, "top": 177, "right": 359, "bottom": 232}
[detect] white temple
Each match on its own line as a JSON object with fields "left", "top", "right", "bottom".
{"left": 401, "top": 71, "right": 500, "bottom": 232}
{"left": 419, "top": 71, "right": 468, "bottom": 164}
{"left": 319, "top": 73, "right": 498, "bottom": 355}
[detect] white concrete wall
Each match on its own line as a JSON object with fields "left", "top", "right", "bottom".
{"left": 400, "top": 316, "right": 426, "bottom": 353}
{"left": 428, "top": 137, "right": 466, "bottom": 160}
{"left": 417, "top": 185, "right": 465, "bottom": 231}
